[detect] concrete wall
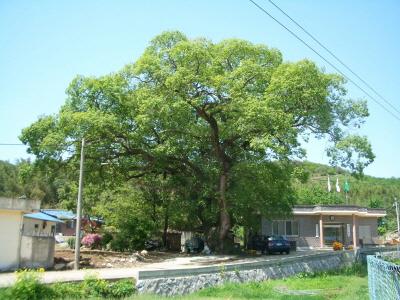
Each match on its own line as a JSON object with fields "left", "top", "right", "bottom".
{"left": 0, "top": 210, "right": 23, "bottom": 271}
{"left": 136, "top": 251, "right": 355, "bottom": 296}
{"left": 20, "top": 236, "right": 55, "bottom": 269}
{"left": 0, "top": 198, "right": 40, "bottom": 211}
{"left": 23, "top": 218, "right": 55, "bottom": 236}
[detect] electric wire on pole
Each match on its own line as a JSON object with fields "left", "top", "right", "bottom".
{"left": 266, "top": 0, "right": 400, "bottom": 116}
{"left": 248, "top": 0, "right": 400, "bottom": 122}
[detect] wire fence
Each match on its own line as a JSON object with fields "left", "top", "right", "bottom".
{"left": 367, "top": 255, "right": 400, "bottom": 300}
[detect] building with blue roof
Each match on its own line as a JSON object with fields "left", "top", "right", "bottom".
{"left": 41, "top": 209, "right": 77, "bottom": 236}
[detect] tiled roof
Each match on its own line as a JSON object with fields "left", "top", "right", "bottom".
{"left": 24, "top": 212, "right": 64, "bottom": 223}
{"left": 41, "top": 209, "right": 76, "bottom": 220}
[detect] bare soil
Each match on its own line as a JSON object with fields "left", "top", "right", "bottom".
{"left": 54, "top": 248, "right": 184, "bottom": 269}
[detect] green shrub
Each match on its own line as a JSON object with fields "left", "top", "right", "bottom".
{"left": 8, "top": 269, "right": 54, "bottom": 300}
{"left": 82, "top": 275, "right": 136, "bottom": 298}
{"left": 51, "top": 282, "right": 83, "bottom": 299}
{"left": 2, "top": 270, "right": 136, "bottom": 300}
{"left": 108, "top": 279, "right": 136, "bottom": 298}
{"left": 101, "top": 231, "right": 113, "bottom": 249}
{"left": 67, "top": 237, "right": 75, "bottom": 249}
{"left": 50, "top": 278, "right": 136, "bottom": 299}
{"left": 109, "top": 217, "right": 153, "bottom": 251}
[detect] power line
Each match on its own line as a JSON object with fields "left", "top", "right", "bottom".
{"left": 267, "top": 0, "right": 400, "bottom": 116}
{"left": 0, "top": 143, "right": 26, "bottom": 146}
{"left": 248, "top": 0, "right": 400, "bottom": 122}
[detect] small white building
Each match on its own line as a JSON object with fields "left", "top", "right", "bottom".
{"left": 20, "top": 212, "right": 62, "bottom": 269}
{"left": 0, "top": 197, "right": 40, "bottom": 271}
{"left": 0, "top": 197, "right": 62, "bottom": 271}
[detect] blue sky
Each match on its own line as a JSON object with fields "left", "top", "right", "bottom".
{"left": 0, "top": 0, "right": 399, "bottom": 178}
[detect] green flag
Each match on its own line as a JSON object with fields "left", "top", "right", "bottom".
{"left": 344, "top": 180, "right": 350, "bottom": 193}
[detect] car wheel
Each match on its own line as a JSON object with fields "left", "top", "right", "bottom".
{"left": 286, "top": 250, "right": 290, "bottom": 255}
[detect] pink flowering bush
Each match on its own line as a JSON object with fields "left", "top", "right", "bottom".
{"left": 81, "top": 233, "right": 102, "bottom": 249}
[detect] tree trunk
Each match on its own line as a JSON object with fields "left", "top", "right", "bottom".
{"left": 162, "top": 203, "right": 169, "bottom": 248}
{"left": 218, "top": 171, "right": 231, "bottom": 252}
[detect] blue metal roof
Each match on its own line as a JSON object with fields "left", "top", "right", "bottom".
{"left": 41, "top": 209, "right": 75, "bottom": 220}
{"left": 24, "top": 212, "right": 64, "bottom": 223}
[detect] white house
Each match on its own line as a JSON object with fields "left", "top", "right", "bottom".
{"left": 0, "top": 197, "right": 40, "bottom": 271}
{"left": 0, "top": 197, "right": 63, "bottom": 271}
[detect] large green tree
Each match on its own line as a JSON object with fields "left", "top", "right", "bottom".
{"left": 20, "top": 31, "right": 374, "bottom": 250}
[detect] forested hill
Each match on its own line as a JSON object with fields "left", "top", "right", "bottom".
{"left": 2, "top": 159, "right": 399, "bottom": 209}
{"left": 1, "top": 159, "right": 399, "bottom": 231}
{"left": 294, "top": 161, "right": 400, "bottom": 208}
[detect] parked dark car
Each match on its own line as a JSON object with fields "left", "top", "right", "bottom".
{"left": 247, "top": 234, "right": 269, "bottom": 253}
{"left": 266, "top": 235, "right": 290, "bottom": 254}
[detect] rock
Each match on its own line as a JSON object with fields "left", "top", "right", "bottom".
{"left": 140, "top": 250, "right": 148, "bottom": 256}
{"left": 66, "top": 261, "right": 75, "bottom": 269}
{"left": 135, "top": 254, "right": 144, "bottom": 261}
{"left": 54, "top": 263, "right": 66, "bottom": 271}
{"left": 106, "top": 263, "right": 113, "bottom": 268}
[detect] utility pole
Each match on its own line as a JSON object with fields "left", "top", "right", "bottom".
{"left": 74, "top": 138, "right": 85, "bottom": 270}
{"left": 395, "top": 198, "right": 400, "bottom": 254}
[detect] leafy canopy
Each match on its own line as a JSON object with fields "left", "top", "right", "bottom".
{"left": 20, "top": 31, "right": 374, "bottom": 239}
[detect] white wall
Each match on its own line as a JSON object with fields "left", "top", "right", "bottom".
{"left": 20, "top": 236, "right": 55, "bottom": 269}
{"left": 23, "top": 218, "right": 55, "bottom": 236}
{"left": 0, "top": 210, "right": 23, "bottom": 271}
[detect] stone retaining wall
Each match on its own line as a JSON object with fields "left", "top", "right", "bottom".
{"left": 136, "top": 251, "right": 355, "bottom": 296}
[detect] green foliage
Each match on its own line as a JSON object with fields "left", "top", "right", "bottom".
{"left": 82, "top": 275, "right": 109, "bottom": 297}
{"left": 107, "top": 279, "right": 136, "bottom": 298}
{"left": 50, "top": 281, "right": 83, "bottom": 299}
{"left": 295, "top": 263, "right": 367, "bottom": 279}
{"left": 18, "top": 31, "right": 375, "bottom": 248}
{"left": 7, "top": 269, "right": 54, "bottom": 300}
{"left": 101, "top": 230, "right": 114, "bottom": 248}
{"left": 0, "top": 271, "right": 136, "bottom": 300}
{"left": 67, "top": 237, "right": 75, "bottom": 250}
{"left": 94, "top": 185, "right": 155, "bottom": 251}
{"left": 0, "top": 160, "right": 21, "bottom": 197}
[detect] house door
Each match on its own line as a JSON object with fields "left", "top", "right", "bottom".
{"left": 323, "top": 224, "right": 344, "bottom": 245}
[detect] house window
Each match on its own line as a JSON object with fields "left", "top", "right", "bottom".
{"left": 66, "top": 221, "right": 74, "bottom": 229}
{"left": 272, "top": 220, "right": 299, "bottom": 236}
{"left": 42, "top": 221, "right": 47, "bottom": 229}
{"left": 286, "top": 221, "right": 292, "bottom": 235}
{"left": 316, "top": 224, "right": 319, "bottom": 237}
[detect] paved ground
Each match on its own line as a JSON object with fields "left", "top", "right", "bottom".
{"left": 0, "top": 250, "right": 322, "bottom": 288}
